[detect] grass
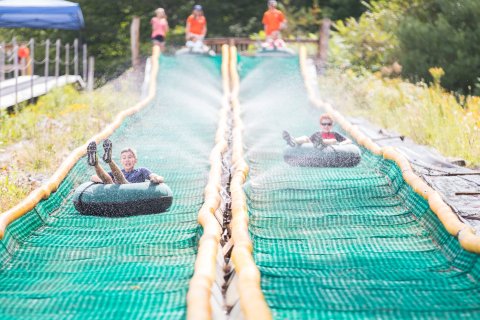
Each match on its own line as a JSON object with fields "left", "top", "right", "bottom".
{"left": 0, "top": 169, "right": 29, "bottom": 210}
{"left": 318, "top": 68, "right": 480, "bottom": 167}
{"left": 0, "top": 72, "right": 141, "bottom": 212}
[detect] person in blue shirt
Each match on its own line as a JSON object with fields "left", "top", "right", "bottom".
{"left": 87, "top": 139, "right": 164, "bottom": 184}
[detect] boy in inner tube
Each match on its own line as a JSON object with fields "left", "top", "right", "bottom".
{"left": 86, "top": 139, "right": 164, "bottom": 184}
{"left": 283, "top": 113, "right": 352, "bottom": 148}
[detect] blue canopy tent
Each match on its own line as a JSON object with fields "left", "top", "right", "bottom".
{"left": 0, "top": 0, "right": 84, "bottom": 30}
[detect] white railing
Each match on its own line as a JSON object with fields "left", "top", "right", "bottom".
{"left": 0, "top": 38, "right": 95, "bottom": 108}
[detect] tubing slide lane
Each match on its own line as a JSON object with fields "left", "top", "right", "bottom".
{"left": 229, "top": 47, "right": 480, "bottom": 319}
{"left": 0, "top": 46, "right": 227, "bottom": 318}
{"left": 2, "top": 43, "right": 480, "bottom": 320}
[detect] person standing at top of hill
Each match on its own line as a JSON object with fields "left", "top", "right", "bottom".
{"left": 151, "top": 8, "right": 169, "bottom": 51}
{"left": 186, "top": 5, "right": 207, "bottom": 42}
{"left": 262, "top": 0, "right": 287, "bottom": 41}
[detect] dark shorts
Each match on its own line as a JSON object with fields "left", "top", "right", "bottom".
{"left": 151, "top": 35, "right": 165, "bottom": 43}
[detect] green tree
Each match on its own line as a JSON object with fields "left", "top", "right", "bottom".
{"left": 0, "top": 0, "right": 367, "bottom": 79}
{"left": 317, "top": 0, "right": 367, "bottom": 20}
{"left": 329, "top": 0, "right": 412, "bottom": 70}
{"left": 396, "top": 0, "right": 480, "bottom": 93}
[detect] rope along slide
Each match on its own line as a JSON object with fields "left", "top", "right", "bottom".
{"left": 235, "top": 54, "right": 480, "bottom": 318}
{"left": 0, "top": 54, "right": 223, "bottom": 318}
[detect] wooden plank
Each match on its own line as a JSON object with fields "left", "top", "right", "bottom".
{"left": 130, "top": 16, "right": 141, "bottom": 69}
{"left": 0, "top": 75, "right": 83, "bottom": 109}
{"left": 317, "top": 19, "right": 331, "bottom": 74}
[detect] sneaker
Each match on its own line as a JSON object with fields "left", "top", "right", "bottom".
{"left": 87, "top": 141, "right": 97, "bottom": 166}
{"left": 102, "top": 139, "right": 113, "bottom": 163}
{"left": 310, "top": 133, "right": 326, "bottom": 149}
{"left": 282, "top": 130, "right": 296, "bottom": 147}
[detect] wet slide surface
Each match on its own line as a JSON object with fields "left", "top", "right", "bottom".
{"left": 237, "top": 56, "right": 480, "bottom": 319}
{"left": 0, "top": 56, "right": 222, "bottom": 319}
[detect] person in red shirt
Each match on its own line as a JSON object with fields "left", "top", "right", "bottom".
{"left": 283, "top": 114, "right": 352, "bottom": 148}
{"left": 17, "top": 46, "right": 30, "bottom": 59}
{"left": 150, "top": 8, "right": 169, "bottom": 51}
{"left": 186, "top": 5, "right": 207, "bottom": 42}
{"left": 262, "top": 0, "right": 287, "bottom": 41}
{"left": 17, "top": 45, "right": 31, "bottom": 75}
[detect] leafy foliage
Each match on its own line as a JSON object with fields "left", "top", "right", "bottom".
{"left": 329, "top": 0, "right": 413, "bottom": 71}
{"left": 320, "top": 69, "right": 480, "bottom": 166}
{"left": 317, "top": 0, "right": 367, "bottom": 20}
{"left": 330, "top": 0, "right": 480, "bottom": 94}
{"left": 0, "top": 0, "right": 364, "bottom": 78}
{"left": 0, "top": 74, "right": 141, "bottom": 212}
{"left": 396, "top": 0, "right": 480, "bottom": 94}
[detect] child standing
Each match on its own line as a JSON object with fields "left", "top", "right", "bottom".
{"left": 262, "top": 0, "right": 287, "bottom": 42}
{"left": 151, "top": 8, "right": 169, "bottom": 51}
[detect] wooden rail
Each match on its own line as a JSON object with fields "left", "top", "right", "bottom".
{"left": 204, "top": 37, "right": 319, "bottom": 55}
{"left": 0, "top": 38, "right": 93, "bottom": 108}
{"left": 203, "top": 18, "right": 331, "bottom": 66}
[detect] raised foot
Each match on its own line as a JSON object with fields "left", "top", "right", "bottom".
{"left": 102, "top": 139, "right": 113, "bottom": 163}
{"left": 282, "top": 130, "right": 296, "bottom": 147}
{"left": 87, "top": 141, "right": 97, "bottom": 166}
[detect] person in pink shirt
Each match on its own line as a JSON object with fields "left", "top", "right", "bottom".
{"left": 151, "top": 8, "right": 169, "bottom": 51}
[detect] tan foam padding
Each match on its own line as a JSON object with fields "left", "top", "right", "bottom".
{"left": 186, "top": 44, "right": 230, "bottom": 320}
{"left": 228, "top": 46, "right": 273, "bottom": 320}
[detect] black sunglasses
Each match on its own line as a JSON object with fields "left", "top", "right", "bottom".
{"left": 321, "top": 122, "right": 333, "bottom": 126}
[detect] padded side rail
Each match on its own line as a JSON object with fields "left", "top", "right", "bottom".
{"left": 229, "top": 46, "right": 273, "bottom": 320}
{"left": 186, "top": 44, "right": 230, "bottom": 320}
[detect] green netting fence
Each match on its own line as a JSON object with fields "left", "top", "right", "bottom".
{"left": 0, "top": 55, "right": 222, "bottom": 319}
{"left": 237, "top": 56, "right": 480, "bottom": 319}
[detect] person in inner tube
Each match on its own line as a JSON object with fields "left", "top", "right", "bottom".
{"left": 86, "top": 139, "right": 164, "bottom": 184}
{"left": 185, "top": 5, "right": 207, "bottom": 49}
{"left": 282, "top": 114, "right": 352, "bottom": 148}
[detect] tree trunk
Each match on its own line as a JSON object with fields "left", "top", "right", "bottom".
{"left": 130, "top": 16, "right": 141, "bottom": 69}
{"left": 317, "top": 19, "right": 331, "bottom": 74}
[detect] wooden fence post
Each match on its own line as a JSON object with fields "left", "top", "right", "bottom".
{"left": 55, "top": 39, "right": 60, "bottom": 86}
{"left": 130, "top": 16, "right": 141, "bottom": 69}
{"left": 82, "top": 44, "right": 87, "bottom": 82}
{"left": 29, "top": 38, "right": 34, "bottom": 103}
{"left": 316, "top": 19, "right": 331, "bottom": 74}
{"left": 87, "top": 56, "right": 94, "bottom": 91}
{"left": 74, "top": 39, "right": 78, "bottom": 77}
{"left": 44, "top": 39, "right": 50, "bottom": 92}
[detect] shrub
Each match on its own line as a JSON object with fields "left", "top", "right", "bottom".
{"left": 319, "top": 69, "right": 480, "bottom": 166}
{"left": 396, "top": 0, "right": 480, "bottom": 93}
{"left": 329, "top": 0, "right": 412, "bottom": 71}
{"left": 0, "top": 75, "right": 140, "bottom": 212}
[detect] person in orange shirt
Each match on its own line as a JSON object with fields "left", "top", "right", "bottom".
{"left": 186, "top": 5, "right": 207, "bottom": 42}
{"left": 262, "top": 0, "right": 287, "bottom": 41}
{"left": 17, "top": 45, "right": 31, "bottom": 76}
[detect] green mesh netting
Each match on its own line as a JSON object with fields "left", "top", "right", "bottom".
{"left": 0, "top": 55, "right": 222, "bottom": 319}
{"left": 237, "top": 56, "right": 480, "bottom": 319}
